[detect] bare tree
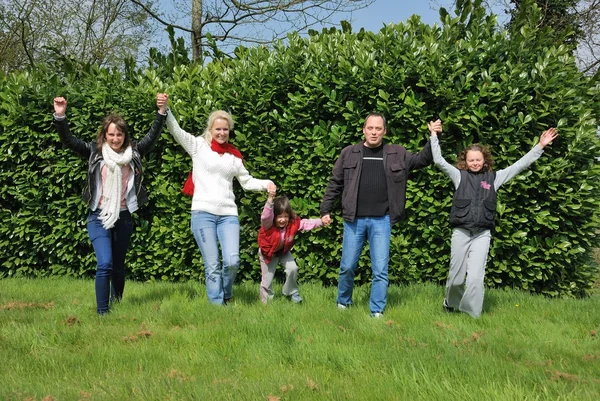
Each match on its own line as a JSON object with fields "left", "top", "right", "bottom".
{"left": 0, "top": 0, "right": 51, "bottom": 72}
{"left": 574, "top": 0, "right": 600, "bottom": 76}
{"left": 129, "top": 0, "right": 375, "bottom": 63}
{"left": 0, "top": 0, "right": 154, "bottom": 73}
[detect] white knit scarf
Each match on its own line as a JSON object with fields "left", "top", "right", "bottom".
{"left": 99, "top": 142, "right": 133, "bottom": 229}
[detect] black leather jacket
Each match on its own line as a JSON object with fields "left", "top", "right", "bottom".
{"left": 54, "top": 112, "right": 167, "bottom": 209}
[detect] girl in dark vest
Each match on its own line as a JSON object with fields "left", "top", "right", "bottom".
{"left": 429, "top": 122, "right": 558, "bottom": 317}
{"left": 257, "top": 192, "right": 323, "bottom": 304}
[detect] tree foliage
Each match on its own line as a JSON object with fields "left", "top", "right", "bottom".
{"left": 1, "top": 0, "right": 599, "bottom": 297}
{"left": 440, "top": 0, "right": 600, "bottom": 76}
{"left": 507, "top": 0, "right": 583, "bottom": 47}
{"left": 501, "top": 0, "right": 600, "bottom": 76}
{"left": 0, "top": 0, "right": 154, "bottom": 73}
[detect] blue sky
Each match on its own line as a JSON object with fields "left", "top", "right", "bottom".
{"left": 330, "top": 0, "right": 507, "bottom": 33}
{"left": 335, "top": 0, "right": 451, "bottom": 31}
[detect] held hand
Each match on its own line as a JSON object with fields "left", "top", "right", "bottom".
{"left": 321, "top": 214, "right": 331, "bottom": 227}
{"left": 428, "top": 119, "right": 442, "bottom": 136}
{"left": 266, "top": 182, "right": 277, "bottom": 197}
{"left": 53, "top": 97, "right": 67, "bottom": 117}
{"left": 157, "top": 93, "right": 169, "bottom": 113}
{"left": 539, "top": 128, "right": 558, "bottom": 148}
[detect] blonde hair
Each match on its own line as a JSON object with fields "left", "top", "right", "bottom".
{"left": 203, "top": 110, "right": 234, "bottom": 143}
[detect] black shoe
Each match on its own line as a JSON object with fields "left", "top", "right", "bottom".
{"left": 223, "top": 297, "right": 233, "bottom": 305}
{"left": 443, "top": 300, "right": 456, "bottom": 313}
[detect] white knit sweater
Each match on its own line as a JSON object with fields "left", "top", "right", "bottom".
{"left": 167, "top": 112, "right": 271, "bottom": 216}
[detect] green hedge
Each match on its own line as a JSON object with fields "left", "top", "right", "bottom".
{"left": 1, "top": 1, "right": 599, "bottom": 296}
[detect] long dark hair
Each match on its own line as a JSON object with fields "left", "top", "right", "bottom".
{"left": 273, "top": 196, "right": 297, "bottom": 222}
{"left": 456, "top": 144, "right": 494, "bottom": 172}
{"left": 95, "top": 113, "right": 130, "bottom": 152}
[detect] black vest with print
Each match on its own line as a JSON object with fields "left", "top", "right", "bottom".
{"left": 449, "top": 170, "right": 497, "bottom": 231}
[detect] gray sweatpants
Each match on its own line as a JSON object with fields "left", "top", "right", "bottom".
{"left": 445, "top": 227, "right": 491, "bottom": 318}
{"left": 258, "top": 250, "right": 299, "bottom": 304}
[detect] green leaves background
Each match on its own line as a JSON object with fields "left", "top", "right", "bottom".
{"left": 1, "top": 2, "right": 598, "bottom": 296}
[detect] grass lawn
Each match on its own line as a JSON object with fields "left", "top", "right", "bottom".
{"left": 1, "top": 277, "right": 599, "bottom": 400}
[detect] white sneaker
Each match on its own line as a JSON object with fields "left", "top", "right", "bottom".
{"left": 290, "top": 293, "right": 303, "bottom": 303}
{"left": 371, "top": 312, "right": 384, "bottom": 318}
{"left": 337, "top": 303, "right": 348, "bottom": 309}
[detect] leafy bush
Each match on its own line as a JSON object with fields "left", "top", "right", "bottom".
{"left": 1, "top": 0, "right": 598, "bottom": 296}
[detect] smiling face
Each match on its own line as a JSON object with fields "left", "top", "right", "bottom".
{"left": 210, "top": 118, "right": 230, "bottom": 144}
{"left": 275, "top": 212, "right": 290, "bottom": 229}
{"left": 363, "top": 115, "right": 386, "bottom": 148}
{"left": 466, "top": 150, "right": 485, "bottom": 172}
{"left": 105, "top": 123, "right": 125, "bottom": 152}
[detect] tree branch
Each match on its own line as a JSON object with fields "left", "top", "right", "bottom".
{"left": 129, "top": 0, "right": 193, "bottom": 33}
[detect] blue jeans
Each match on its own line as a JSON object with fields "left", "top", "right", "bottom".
{"left": 87, "top": 210, "right": 134, "bottom": 315}
{"left": 337, "top": 216, "right": 391, "bottom": 314}
{"left": 191, "top": 211, "right": 240, "bottom": 305}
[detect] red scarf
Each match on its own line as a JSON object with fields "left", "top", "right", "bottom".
{"left": 181, "top": 141, "right": 244, "bottom": 197}
{"left": 211, "top": 141, "right": 244, "bottom": 162}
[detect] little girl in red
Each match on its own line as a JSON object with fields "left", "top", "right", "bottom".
{"left": 257, "top": 192, "right": 323, "bottom": 304}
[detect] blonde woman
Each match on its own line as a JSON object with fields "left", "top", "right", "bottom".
{"left": 166, "top": 108, "right": 276, "bottom": 305}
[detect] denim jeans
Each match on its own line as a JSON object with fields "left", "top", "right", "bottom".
{"left": 336, "top": 216, "right": 391, "bottom": 314}
{"left": 191, "top": 211, "right": 240, "bottom": 305}
{"left": 87, "top": 210, "right": 134, "bottom": 315}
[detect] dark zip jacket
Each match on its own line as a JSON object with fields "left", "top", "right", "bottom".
{"left": 320, "top": 140, "right": 432, "bottom": 226}
{"left": 54, "top": 112, "right": 166, "bottom": 209}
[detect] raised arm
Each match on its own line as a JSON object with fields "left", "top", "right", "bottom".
{"left": 494, "top": 128, "right": 558, "bottom": 189}
{"left": 405, "top": 137, "right": 433, "bottom": 171}
{"left": 137, "top": 93, "right": 169, "bottom": 155}
{"left": 429, "top": 120, "right": 461, "bottom": 188}
{"left": 165, "top": 109, "right": 199, "bottom": 156}
{"left": 537, "top": 128, "right": 558, "bottom": 149}
{"left": 261, "top": 191, "right": 276, "bottom": 230}
{"left": 53, "top": 97, "right": 91, "bottom": 158}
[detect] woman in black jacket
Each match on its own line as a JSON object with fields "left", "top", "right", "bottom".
{"left": 53, "top": 94, "right": 168, "bottom": 315}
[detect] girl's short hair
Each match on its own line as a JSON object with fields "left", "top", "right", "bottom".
{"left": 456, "top": 143, "right": 494, "bottom": 172}
{"left": 203, "top": 110, "right": 234, "bottom": 143}
{"left": 96, "top": 113, "right": 130, "bottom": 152}
{"left": 273, "top": 196, "right": 297, "bottom": 222}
